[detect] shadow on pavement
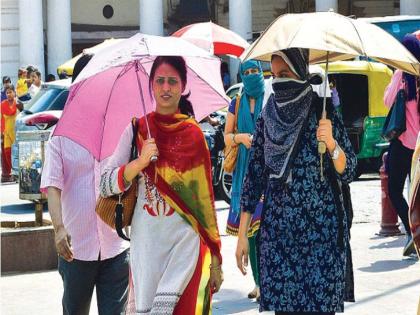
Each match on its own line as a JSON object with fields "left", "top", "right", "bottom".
{"left": 358, "top": 258, "right": 418, "bottom": 273}
{"left": 213, "top": 288, "right": 259, "bottom": 314}
{"left": 1, "top": 203, "right": 47, "bottom": 214}
{"left": 369, "top": 237, "right": 404, "bottom": 249}
{"left": 345, "top": 279, "right": 420, "bottom": 309}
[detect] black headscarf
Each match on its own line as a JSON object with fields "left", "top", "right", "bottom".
{"left": 263, "top": 48, "right": 318, "bottom": 182}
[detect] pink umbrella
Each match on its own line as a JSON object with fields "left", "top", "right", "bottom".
{"left": 172, "top": 21, "right": 250, "bottom": 57}
{"left": 53, "top": 33, "right": 229, "bottom": 161}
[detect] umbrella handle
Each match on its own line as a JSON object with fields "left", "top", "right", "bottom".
{"left": 318, "top": 141, "right": 326, "bottom": 154}
{"left": 150, "top": 155, "right": 158, "bottom": 163}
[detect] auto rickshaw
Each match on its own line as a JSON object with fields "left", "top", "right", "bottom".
{"left": 320, "top": 60, "right": 393, "bottom": 176}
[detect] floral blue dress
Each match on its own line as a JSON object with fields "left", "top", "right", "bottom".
{"left": 240, "top": 106, "right": 357, "bottom": 313}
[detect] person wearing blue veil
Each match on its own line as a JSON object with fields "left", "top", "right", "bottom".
{"left": 224, "top": 59, "right": 267, "bottom": 301}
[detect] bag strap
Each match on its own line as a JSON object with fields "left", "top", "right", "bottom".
{"left": 233, "top": 94, "right": 241, "bottom": 132}
{"left": 115, "top": 203, "right": 129, "bottom": 241}
{"left": 130, "top": 117, "right": 139, "bottom": 162}
{"left": 115, "top": 118, "right": 139, "bottom": 241}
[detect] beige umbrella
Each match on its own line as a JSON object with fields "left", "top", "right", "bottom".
{"left": 241, "top": 11, "right": 420, "bottom": 179}
{"left": 241, "top": 11, "right": 420, "bottom": 76}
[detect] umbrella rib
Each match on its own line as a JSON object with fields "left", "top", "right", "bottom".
{"left": 98, "top": 62, "right": 135, "bottom": 160}
{"left": 348, "top": 18, "right": 367, "bottom": 58}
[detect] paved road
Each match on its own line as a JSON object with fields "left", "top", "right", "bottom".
{"left": 1, "top": 176, "right": 419, "bottom": 315}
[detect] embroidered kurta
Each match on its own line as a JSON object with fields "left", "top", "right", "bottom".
{"left": 240, "top": 107, "right": 357, "bottom": 313}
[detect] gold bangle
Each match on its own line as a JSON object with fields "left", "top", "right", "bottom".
{"left": 232, "top": 133, "right": 239, "bottom": 145}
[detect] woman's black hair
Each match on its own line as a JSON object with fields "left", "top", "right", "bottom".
{"left": 46, "top": 74, "right": 56, "bottom": 82}
{"left": 72, "top": 53, "right": 94, "bottom": 83}
{"left": 33, "top": 70, "right": 41, "bottom": 78}
{"left": 4, "top": 84, "right": 15, "bottom": 92}
{"left": 149, "top": 56, "right": 194, "bottom": 117}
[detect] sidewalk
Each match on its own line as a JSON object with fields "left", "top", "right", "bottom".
{"left": 1, "top": 178, "right": 420, "bottom": 314}
{"left": 1, "top": 222, "right": 419, "bottom": 315}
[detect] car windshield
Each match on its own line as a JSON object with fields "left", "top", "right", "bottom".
{"left": 26, "top": 87, "right": 68, "bottom": 114}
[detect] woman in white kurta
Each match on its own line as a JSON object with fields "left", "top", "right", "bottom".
{"left": 100, "top": 56, "right": 223, "bottom": 315}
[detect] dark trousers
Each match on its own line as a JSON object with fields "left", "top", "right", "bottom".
{"left": 387, "top": 139, "right": 414, "bottom": 235}
{"left": 58, "top": 249, "right": 129, "bottom": 315}
{"left": 275, "top": 312, "right": 335, "bottom": 315}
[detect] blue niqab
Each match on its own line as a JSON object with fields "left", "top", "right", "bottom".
{"left": 230, "top": 60, "right": 265, "bottom": 218}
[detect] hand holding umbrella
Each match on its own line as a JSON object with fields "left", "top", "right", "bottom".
{"left": 123, "top": 138, "right": 159, "bottom": 183}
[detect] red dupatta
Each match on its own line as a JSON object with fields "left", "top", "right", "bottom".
{"left": 137, "top": 112, "right": 222, "bottom": 263}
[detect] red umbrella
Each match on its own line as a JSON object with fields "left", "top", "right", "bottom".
{"left": 172, "top": 21, "right": 249, "bottom": 57}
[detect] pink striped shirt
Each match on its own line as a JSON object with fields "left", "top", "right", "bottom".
{"left": 40, "top": 136, "right": 129, "bottom": 261}
{"left": 384, "top": 70, "right": 420, "bottom": 150}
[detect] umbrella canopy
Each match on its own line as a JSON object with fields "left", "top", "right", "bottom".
{"left": 53, "top": 33, "right": 229, "bottom": 161}
{"left": 57, "top": 38, "right": 124, "bottom": 76}
{"left": 241, "top": 12, "right": 420, "bottom": 75}
{"left": 172, "top": 21, "right": 250, "bottom": 57}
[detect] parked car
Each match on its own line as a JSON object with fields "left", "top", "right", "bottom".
{"left": 12, "top": 79, "right": 71, "bottom": 174}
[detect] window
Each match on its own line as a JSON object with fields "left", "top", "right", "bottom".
{"left": 103, "top": 5, "right": 114, "bottom": 19}
{"left": 26, "top": 88, "right": 63, "bottom": 114}
{"left": 49, "top": 91, "right": 69, "bottom": 111}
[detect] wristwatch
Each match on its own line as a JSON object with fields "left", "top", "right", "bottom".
{"left": 331, "top": 140, "right": 340, "bottom": 160}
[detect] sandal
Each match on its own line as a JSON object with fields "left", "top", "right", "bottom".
{"left": 247, "top": 286, "right": 258, "bottom": 299}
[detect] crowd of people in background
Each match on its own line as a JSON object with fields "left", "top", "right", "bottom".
{"left": 1, "top": 65, "right": 47, "bottom": 183}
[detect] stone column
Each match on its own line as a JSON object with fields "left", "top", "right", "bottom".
{"left": 400, "top": 0, "right": 420, "bottom": 15}
{"left": 139, "top": 0, "right": 163, "bottom": 35}
{"left": 1, "top": 0, "right": 20, "bottom": 83}
{"left": 47, "top": 0, "right": 72, "bottom": 77}
{"left": 19, "top": 0, "right": 45, "bottom": 78}
{"left": 229, "top": 0, "right": 252, "bottom": 84}
{"left": 315, "top": 0, "right": 338, "bottom": 12}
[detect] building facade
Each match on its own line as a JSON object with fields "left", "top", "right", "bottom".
{"left": 1, "top": 0, "right": 420, "bottom": 83}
